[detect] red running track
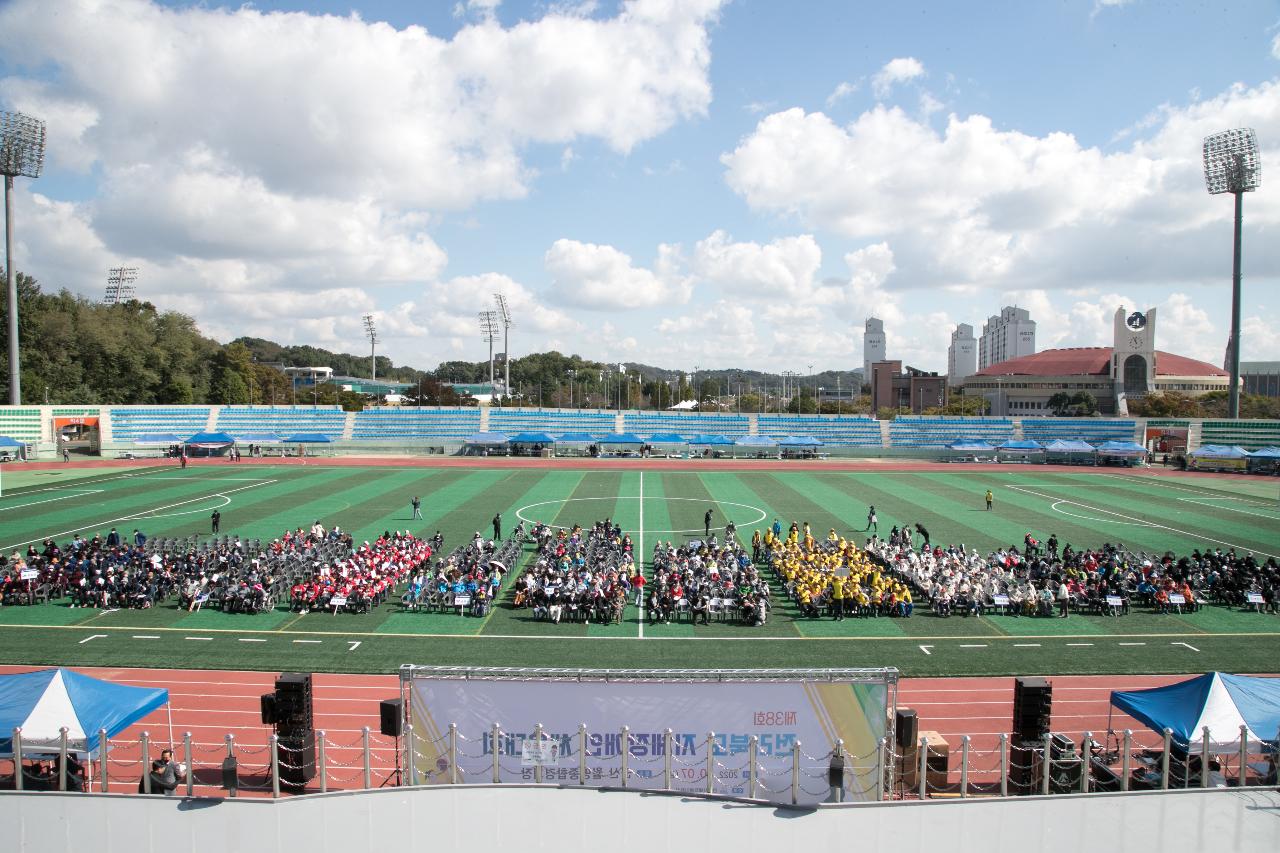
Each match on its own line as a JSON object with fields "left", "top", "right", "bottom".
{"left": 2, "top": 665, "right": 1197, "bottom": 796}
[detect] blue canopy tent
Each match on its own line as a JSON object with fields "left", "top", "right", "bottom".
{"left": 1189, "top": 444, "right": 1250, "bottom": 459}
{"left": 132, "top": 433, "right": 183, "bottom": 445}
{"left": 1043, "top": 438, "right": 1097, "bottom": 463}
{"left": 777, "top": 436, "right": 822, "bottom": 447}
{"left": 0, "top": 436, "right": 24, "bottom": 448}
{"left": 1248, "top": 446, "right": 1280, "bottom": 458}
{"left": 998, "top": 439, "right": 1044, "bottom": 451}
{"left": 1248, "top": 446, "right": 1280, "bottom": 473}
{"left": 596, "top": 432, "right": 645, "bottom": 444}
{"left": 948, "top": 439, "right": 995, "bottom": 451}
{"left": 734, "top": 435, "right": 778, "bottom": 447}
{"left": 689, "top": 434, "right": 735, "bottom": 446}
{"left": 507, "top": 431, "right": 557, "bottom": 444}
{"left": 0, "top": 668, "right": 170, "bottom": 758}
{"left": 232, "top": 431, "right": 283, "bottom": 443}
{"left": 1110, "top": 672, "right": 1280, "bottom": 753}
{"left": 184, "top": 431, "right": 235, "bottom": 448}
{"left": 645, "top": 433, "right": 689, "bottom": 445}
{"left": 554, "top": 432, "right": 596, "bottom": 444}
{"left": 283, "top": 433, "right": 333, "bottom": 443}
{"left": 463, "top": 432, "right": 510, "bottom": 445}
{"left": 1095, "top": 440, "right": 1147, "bottom": 456}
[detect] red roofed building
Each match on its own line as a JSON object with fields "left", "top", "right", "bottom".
{"left": 959, "top": 307, "right": 1232, "bottom": 416}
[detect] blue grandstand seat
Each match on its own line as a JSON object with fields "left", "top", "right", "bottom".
{"left": 109, "top": 407, "right": 211, "bottom": 440}
{"left": 488, "top": 409, "right": 617, "bottom": 434}
{"left": 215, "top": 406, "right": 347, "bottom": 439}
{"left": 623, "top": 412, "right": 750, "bottom": 437}
{"left": 888, "top": 416, "right": 1015, "bottom": 448}
{"left": 1020, "top": 419, "right": 1138, "bottom": 445}
{"left": 351, "top": 408, "right": 480, "bottom": 440}
{"left": 756, "top": 415, "right": 881, "bottom": 447}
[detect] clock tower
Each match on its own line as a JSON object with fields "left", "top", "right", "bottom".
{"left": 1112, "top": 305, "right": 1157, "bottom": 397}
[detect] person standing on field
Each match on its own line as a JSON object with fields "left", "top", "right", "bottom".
{"left": 985, "top": 489, "right": 994, "bottom": 511}
{"left": 411, "top": 496, "right": 422, "bottom": 519}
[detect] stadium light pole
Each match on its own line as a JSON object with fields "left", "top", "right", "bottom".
{"left": 362, "top": 315, "right": 378, "bottom": 382}
{"left": 1, "top": 110, "right": 46, "bottom": 406}
{"left": 478, "top": 310, "right": 499, "bottom": 389}
{"left": 1203, "top": 128, "right": 1261, "bottom": 420}
{"left": 493, "top": 293, "right": 512, "bottom": 398}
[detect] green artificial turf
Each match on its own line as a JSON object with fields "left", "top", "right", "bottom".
{"left": 0, "top": 464, "right": 1276, "bottom": 677}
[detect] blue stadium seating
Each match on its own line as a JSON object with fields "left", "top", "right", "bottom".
{"left": 889, "top": 416, "right": 1014, "bottom": 448}
{"left": 215, "top": 406, "right": 346, "bottom": 438}
{"left": 1020, "top": 419, "right": 1138, "bottom": 445}
{"left": 351, "top": 408, "right": 480, "bottom": 440}
{"left": 623, "top": 412, "right": 750, "bottom": 437}
{"left": 488, "top": 409, "right": 616, "bottom": 435}
{"left": 109, "top": 407, "right": 210, "bottom": 440}
{"left": 756, "top": 415, "right": 881, "bottom": 447}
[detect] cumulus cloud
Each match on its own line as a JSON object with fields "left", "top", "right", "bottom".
{"left": 871, "top": 57, "right": 925, "bottom": 99}
{"left": 721, "top": 79, "right": 1280, "bottom": 309}
{"left": 545, "top": 239, "right": 693, "bottom": 309}
{"left": 826, "top": 81, "right": 859, "bottom": 107}
{"left": 0, "top": 0, "right": 725, "bottom": 366}
{"left": 692, "top": 231, "right": 826, "bottom": 299}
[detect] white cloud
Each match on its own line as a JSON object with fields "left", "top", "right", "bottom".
{"left": 1092, "top": 0, "right": 1135, "bottom": 18}
{"left": 826, "top": 81, "right": 859, "bottom": 107}
{"left": 1242, "top": 315, "right": 1280, "bottom": 360}
{"left": 692, "top": 231, "right": 824, "bottom": 299}
{"left": 721, "top": 78, "right": 1280, "bottom": 317}
{"left": 545, "top": 239, "right": 693, "bottom": 309}
{"left": 1273, "top": 29, "right": 1280, "bottom": 60}
{"left": 871, "top": 57, "right": 925, "bottom": 99}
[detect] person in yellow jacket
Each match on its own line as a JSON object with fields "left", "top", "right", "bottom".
{"left": 830, "top": 575, "right": 846, "bottom": 620}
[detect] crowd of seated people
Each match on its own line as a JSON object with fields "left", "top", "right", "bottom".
{"left": 401, "top": 527, "right": 523, "bottom": 616}
{"left": 285, "top": 527, "right": 432, "bottom": 614}
{"left": 765, "top": 522, "right": 912, "bottom": 618}
{"left": 865, "top": 526, "right": 1280, "bottom": 618}
{"left": 510, "top": 520, "right": 633, "bottom": 624}
{"left": 648, "top": 530, "right": 768, "bottom": 625}
{"left": 2, "top": 529, "right": 183, "bottom": 610}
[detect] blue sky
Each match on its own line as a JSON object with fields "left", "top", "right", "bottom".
{"left": 1, "top": 0, "right": 1278, "bottom": 374}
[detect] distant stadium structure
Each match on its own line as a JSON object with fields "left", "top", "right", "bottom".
{"left": 961, "top": 307, "right": 1230, "bottom": 416}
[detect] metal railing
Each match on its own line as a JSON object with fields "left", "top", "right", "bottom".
{"left": 3, "top": 723, "right": 1276, "bottom": 802}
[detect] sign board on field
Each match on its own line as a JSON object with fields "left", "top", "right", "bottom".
{"left": 330, "top": 596, "right": 348, "bottom": 607}
{"left": 453, "top": 595, "right": 471, "bottom": 607}
{"left": 403, "top": 666, "right": 894, "bottom": 805}
{"left": 992, "top": 594, "right": 1010, "bottom": 607}
{"left": 20, "top": 568, "right": 38, "bottom": 580}
{"left": 1168, "top": 594, "right": 1186, "bottom": 605}
{"left": 1247, "top": 593, "right": 1265, "bottom": 604}
{"left": 1106, "top": 596, "right": 1124, "bottom": 607}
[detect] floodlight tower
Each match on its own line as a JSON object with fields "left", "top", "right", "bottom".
{"left": 478, "top": 310, "right": 499, "bottom": 387}
{"left": 362, "top": 314, "right": 379, "bottom": 381}
{"left": 1, "top": 110, "right": 46, "bottom": 405}
{"left": 493, "top": 293, "right": 512, "bottom": 396}
{"left": 1203, "top": 128, "right": 1262, "bottom": 420}
{"left": 104, "top": 267, "right": 139, "bottom": 304}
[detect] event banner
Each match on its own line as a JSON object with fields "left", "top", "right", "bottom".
{"left": 409, "top": 677, "right": 888, "bottom": 803}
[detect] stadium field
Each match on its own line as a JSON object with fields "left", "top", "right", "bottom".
{"left": 0, "top": 460, "right": 1277, "bottom": 677}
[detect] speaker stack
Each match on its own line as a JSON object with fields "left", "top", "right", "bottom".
{"left": 1008, "top": 677, "right": 1076, "bottom": 795}
{"left": 1012, "top": 677, "right": 1052, "bottom": 742}
{"left": 380, "top": 698, "right": 404, "bottom": 738}
{"left": 893, "top": 709, "right": 919, "bottom": 788}
{"left": 260, "top": 672, "right": 316, "bottom": 790}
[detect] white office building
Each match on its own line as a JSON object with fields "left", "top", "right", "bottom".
{"left": 978, "top": 306, "right": 1036, "bottom": 370}
{"left": 948, "top": 324, "right": 977, "bottom": 384}
{"left": 863, "top": 318, "right": 885, "bottom": 383}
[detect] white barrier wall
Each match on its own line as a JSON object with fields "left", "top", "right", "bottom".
{"left": 2, "top": 785, "right": 1279, "bottom": 853}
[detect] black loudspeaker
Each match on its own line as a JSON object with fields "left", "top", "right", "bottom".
{"left": 380, "top": 698, "right": 404, "bottom": 738}
{"left": 895, "top": 709, "right": 918, "bottom": 749}
{"left": 274, "top": 672, "right": 314, "bottom": 730}
{"left": 278, "top": 730, "right": 316, "bottom": 788}
{"left": 221, "top": 756, "right": 239, "bottom": 790}
{"left": 1009, "top": 740, "right": 1083, "bottom": 795}
{"left": 260, "top": 693, "right": 278, "bottom": 725}
{"left": 1013, "top": 677, "right": 1052, "bottom": 742}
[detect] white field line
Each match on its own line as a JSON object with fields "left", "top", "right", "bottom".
{"left": 638, "top": 471, "right": 644, "bottom": 640}
{"left": 1101, "top": 473, "right": 1272, "bottom": 502}
{"left": 1176, "top": 498, "right": 1280, "bottom": 521}
{"left": 1006, "top": 485, "right": 1280, "bottom": 560}
{"left": 0, "top": 489, "right": 104, "bottom": 512}
{"left": 0, "top": 479, "right": 277, "bottom": 550}
{"left": 137, "top": 476, "right": 275, "bottom": 482}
